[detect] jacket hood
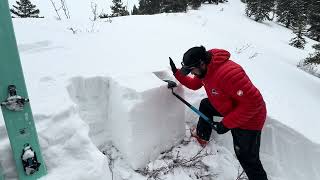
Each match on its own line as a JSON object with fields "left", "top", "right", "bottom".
{"left": 206, "top": 49, "right": 231, "bottom": 76}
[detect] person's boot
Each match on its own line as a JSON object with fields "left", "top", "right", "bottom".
{"left": 191, "top": 127, "right": 208, "bottom": 147}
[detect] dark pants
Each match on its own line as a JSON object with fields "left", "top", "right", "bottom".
{"left": 196, "top": 98, "right": 222, "bottom": 141}
{"left": 197, "top": 98, "right": 268, "bottom": 180}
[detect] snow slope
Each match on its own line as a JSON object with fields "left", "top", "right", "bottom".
{"left": 1, "top": 0, "right": 320, "bottom": 180}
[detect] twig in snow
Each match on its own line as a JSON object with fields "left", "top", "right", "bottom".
{"left": 249, "top": 52, "right": 259, "bottom": 59}
{"left": 138, "top": 140, "right": 216, "bottom": 180}
{"left": 236, "top": 165, "right": 248, "bottom": 180}
{"left": 103, "top": 149, "right": 115, "bottom": 180}
{"left": 235, "top": 44, "right": 251, "bottom": 54}
{"left": 68, "top": 27, "right": 78, "bottom": 34}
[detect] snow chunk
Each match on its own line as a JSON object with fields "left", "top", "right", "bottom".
{"left": 109, "top": 73, "right": 185, "bottom": 169}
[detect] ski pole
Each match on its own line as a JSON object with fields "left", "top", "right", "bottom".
{"left": 163, "top": 80, "right": 217, "bottom": 130}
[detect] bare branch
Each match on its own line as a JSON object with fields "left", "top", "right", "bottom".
{"left": 68, "top": 27, "right": 78, "bottom": 34}
{"left": 103, "top": 149, "right": 114, "bottom": 180}
{"left": 60, "top": 0, "right": 70, "bottom": 19}
{"left": 90, "top": 2, "right": 98, "bottom": 21}
{"left": 137, "top": 140, "right": 217, "bottom": 180}
{"left": 235, "top": 44, "right": 251, "bottom": 54}
{"left": 49, "top": 0, "right": 61, "bottom": 20}
{"left": 249, "top": 52, "right": 259, "bottom": 59}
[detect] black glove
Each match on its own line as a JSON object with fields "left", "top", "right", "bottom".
{"left": 213, "top": 122, "right": 230, "bottom": 134}
{"left": 169, "top": 57, "right": 177, "bottom": 74}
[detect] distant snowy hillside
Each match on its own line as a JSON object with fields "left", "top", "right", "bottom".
{"left": 9, "top": 0, "right": 139, "bottom": 19}
{"left": 1, "top": 1, "right": 320, "bottom": 180}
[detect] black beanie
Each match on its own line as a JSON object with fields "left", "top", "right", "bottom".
{"left": 181, "top": 46, "right": 209, "bottom": 75}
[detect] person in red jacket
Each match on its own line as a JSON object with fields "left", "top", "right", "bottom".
{"left": 169, "top": 46, "right": 268, "bottom": 180}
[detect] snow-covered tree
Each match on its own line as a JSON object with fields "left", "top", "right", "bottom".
{"left": 138, "top": 0, "right": 161, "bottom": 15}
{"left": 217, "top": 0, "right": 228, "bottom": 3}
{"left": 189, "top": 0, "right": 202, "bottom": 9}
{"left": 245, "top": 0, "right": 275, "bottom": 22}
{"left": 289, "top": 0, "right": 308, "bottom": 49}
{"left": 290, "top": 32, "right": 306, "bottom": 49}
{"left": 275, "top": 0, "right": 297, "bottom": 28}
{"left": 202, "top": 0, "right": 218, "bottom": 4}
{"left": 160, "top": 0, "right": 188, "bottom": 13}
{"left": 202, "top": 0, "right": 227, "bottom": 4}
{"left": 304, "top": 44, "right": 320, "bottom": 65}
{"left": 110, "top": 0, "right": 129, "bottom": 17}
{"left": 132, "top": 5, "right": 139, "bottom": 15}
{"left": 308, "top": 1, "right": 320, "bottom": 41}
{"left": 10, "top": 0, "right": 41, "bottom": 18}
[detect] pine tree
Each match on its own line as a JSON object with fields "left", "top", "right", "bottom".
{"left": 275, "top": 0, "right": 296, "bottom": 28}
{"left": 289, "top": 0, "right": 308, "bottom": 49}
{"left": 290, "top": 18, "right": 307, "bottom": 49}
{"left": 308, "top": 1, "right": 320, "bottom": 41}
{"left": 245, "top": 0, "right": 257, "bottom": 18}
{"left": 10, "top": 0, "right": 41, "bottom": 18}
{"left": 138, "top": 0, "right": 145, "bottom": 14}
{"left": 313, "top": 44, "right": 320, "bottom": 51}
{"left": 304, "top": 44, "right": 320, "bottom": 65}
{"left": 160, "top": 0, "right": 188, "bottom": 13}
{"left": 189, "top": 0, "right": 202, "bottom": 9}
{"left": 202, "top": 0, "right": 218, "bottom": 4}
{"left": 132, "top": 5, "right": 139, "bottom": 15}
{"left": 202, "top": 0, "right": 227, "bottom": 4}
{"left": 138, "top": 0, "right": 161, "bottom": 15}
{"left": 110, "top": 0, "right": 129, "bottom": 17}
{"left": 245, "top": 0, "right": 275, "bottom": 22}
{"left": 290, "top": 31, "right": 307, "bottom": 49}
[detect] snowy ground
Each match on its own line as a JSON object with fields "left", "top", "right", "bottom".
{"left": 1, "top": 1, "right": 320, "bottom": 180}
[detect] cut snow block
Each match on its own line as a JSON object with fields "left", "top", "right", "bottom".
{"left": 108, "top": 73, "right": 185, "bottom": 169}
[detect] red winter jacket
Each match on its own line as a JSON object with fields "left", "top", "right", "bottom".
{"left": 174, "top": 49, "right": 266, "bottom": 130}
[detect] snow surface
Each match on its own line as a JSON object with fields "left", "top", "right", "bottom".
{"left": 1, "top": 0, "right": 320, "bottom": 180}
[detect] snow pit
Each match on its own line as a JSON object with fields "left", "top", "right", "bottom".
{"left": 67, "top": 72, "right": 186, "bottom": 169}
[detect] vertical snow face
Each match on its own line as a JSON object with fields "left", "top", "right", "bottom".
{"left": 67, "top": 73, "right": 186, "bottom": 169}
{"left": 108, "top": 73, "right": 185, "bottom": 169}
{"left": 67, "top": 77, "right": 112, "bottom": 149}
{"left": 260, "top": 118, "right": 320, "bottom": 180}
{"left": 217, "top": 117, "right": 320, "bottom": 180}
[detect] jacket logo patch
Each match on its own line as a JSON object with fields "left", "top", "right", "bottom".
{"left": 211, "top": 89, "right": 219, "bottom": 95}
{"left": 237, "top": 90, "right": 243, "bottom": 96}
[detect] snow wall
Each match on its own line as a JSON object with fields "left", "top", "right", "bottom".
{"left": 67, "top": 72, "right": 186, "bottom": 169}
{"left": 214, "top": 117, "right": 320, "bottom": 180}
